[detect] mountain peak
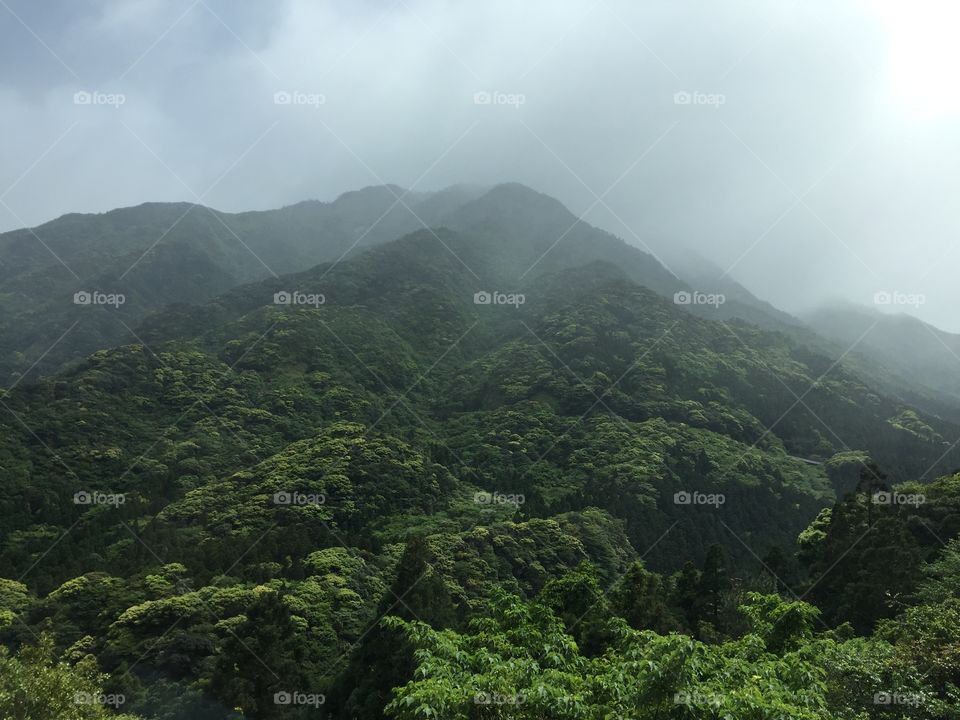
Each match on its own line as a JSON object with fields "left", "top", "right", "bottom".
{"left": 443, "top": 183, "right": 578, "bottom": 240}
{"left": 479, "top": 182, "right": 575, "bottom": 215}
{"left": 333, "top": 184, "right": 412, "bottom": 205}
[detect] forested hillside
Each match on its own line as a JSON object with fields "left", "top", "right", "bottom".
{"left": 2, "top": 186, "right": 960, "bottom": 718}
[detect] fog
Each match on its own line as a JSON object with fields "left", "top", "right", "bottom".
{"left": 2, "top": 0, "right": 958, "bottom": 329}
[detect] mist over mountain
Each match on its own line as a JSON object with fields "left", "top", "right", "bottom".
{"left": 0, "top": 182, "right": 810, "bottom": 384}
{"left": 0, "top": 184, "right": 486, "bottom": 383}
{"left": 805, "top": 301, "right": 960, "bottom": 409}
{"left": 5, "top": 1, "right": 960, "bottom": 331}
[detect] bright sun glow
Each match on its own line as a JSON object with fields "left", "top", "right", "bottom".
{"left": 865, "top": 0, "right": 960, "bottom": 119}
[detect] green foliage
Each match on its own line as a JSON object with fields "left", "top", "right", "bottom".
{"left": 799, "top": 472, "right": 960, "bottom": 631}
{"left": 0, "top": 633, "right": 140, "bottom": 719}
{"left": 384, "top": 589, "right": 837, "bottom": 720}
{"left": 608, "top": 560, "right": 681, "bottom": 634}
{"left": 739, "top": 592, "right": 820, "bottom": 654}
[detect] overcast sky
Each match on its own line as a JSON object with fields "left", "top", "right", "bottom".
{"left": 1, "top": 0, "right": 959, "bottom": 329}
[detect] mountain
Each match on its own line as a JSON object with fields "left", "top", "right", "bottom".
{"left": 0, "top": 180, "right": 822, "bottom": 387}
{"left": 3, "top": 185, "right": 960, "bottom": 719}
{"left": 438, "top": 182, "right": 684, "bottom": 294}
{"left": 0, "top": 184, "right": 486, "bottom": 384}
{"left": 3, "top": 194, "right": 958, "bottom": 591}
{"left": 805, "top": 301, "right": 960, "bottom": 418}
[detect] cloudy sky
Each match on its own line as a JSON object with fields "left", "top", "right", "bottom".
{"left": 1, "top": 0, "right": 958, "bottom": 329}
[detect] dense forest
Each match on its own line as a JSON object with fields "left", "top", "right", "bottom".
{"left": 2, "top": 185, "right": 959, "bottom": 718}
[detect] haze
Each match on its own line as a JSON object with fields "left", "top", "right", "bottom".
{"left": 1, "top": 0, "right": 958, "bottom": 329}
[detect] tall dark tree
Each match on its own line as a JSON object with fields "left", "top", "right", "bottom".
{"left": 331, "top": 536, "right": 455, "bottom": 720}
{"left": 539, "top": 562, "right": 613, "bottom": 655}
{"left": 761, "top": 545, "right": 797, "bottom": 595}
{"left": 673, "top": 561, "right": 702, "bottom": 633}
{"left": 697, "top": 544, "right": 731, "bottom": 633}
{"left": 209, "top": 587, "right": 316, "bottom": 719}
{"left": 609, "top": 560, "right": 680, "bottom": 634}
{"left": 801, "top": 482, "right": 924, "bottom": 631}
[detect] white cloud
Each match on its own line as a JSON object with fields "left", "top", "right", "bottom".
{"left": 1, "top": 0, "right": 959, "bottom": 329}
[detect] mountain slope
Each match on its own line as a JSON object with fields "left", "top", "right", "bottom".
{"left": 440, "top": 182, "right": 684, "bottom": 295}
{"left": 805, "top": 302, "right": 960, "bottom": 417}
{"left": 4, "top": 222, "right": 957, "bottom": 587}
{"left": 665, "top": 250, "right": 806, "bottom": 330}
{"left": 0, "top": 185, "right": 486, "bottom": 384}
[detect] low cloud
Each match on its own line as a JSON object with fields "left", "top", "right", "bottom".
{"left": 2, "top": 0, "right": 959, "bottom": 329}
